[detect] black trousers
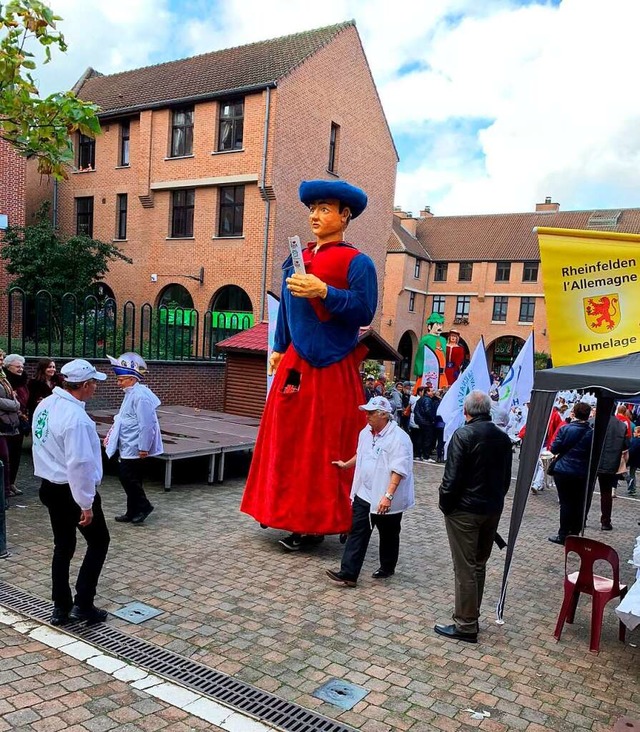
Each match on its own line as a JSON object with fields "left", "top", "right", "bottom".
{"left": 417, "top": 424, "right": 435, "bottom": 459}
{"left": 39, "top": 480, "right": 110, "bottom": 611}
{"left": 341, "top": 495, "right": 403, "bottom": 580}
{"left": 6, "top": 434, "right": 24, "bottom": 486}
{"left": 118, "top": 458, "right": 153, "bottom": 518}
{"left": 554, "top": 473, "right": 586, "bottom": 539}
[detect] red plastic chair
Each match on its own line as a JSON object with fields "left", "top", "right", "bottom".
{"left": 554, "top": 536, "right": 627, "bottom": 653}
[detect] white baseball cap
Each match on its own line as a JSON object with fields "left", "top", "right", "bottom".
{"left": 359, "top": 396, "right": 393, "bottom": 414}
{"left": 61, "top": 359, "right": 107, "bottom": 383}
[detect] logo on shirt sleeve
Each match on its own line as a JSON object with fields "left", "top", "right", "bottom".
{"left": 34, "top": 409, "right": 49, "bottom": 442}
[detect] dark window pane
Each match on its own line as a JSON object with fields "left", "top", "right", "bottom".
{"left": 218, "top": 98, "right": 244, "bottom": 151}
{"left": 432, "top": 295, "right": 445, "bottom": 315}
{"left": 78, "top": 134, "right": 95, "bottom": 169}
{"left": 171, "top": 107, "right": 194, "bottom": 157}
{"left": 76, "top": 197, "right": 94, "bottom": 237}
{"left": 492, "top": 296, "right": 508, "bottom": 321}
{"left": 218, "top": 185, "right": 244, "bottom": 237}
{"left": 458, "top": 262, "right": 473, "bottom": 281}
{"left": 171, "top": 189, "right": 195, "bottom": 237}
{"left": 496, "top": 261, "right": 511, "bottom": 282}
{"left": 117, "top": 193, "right": 127, "bottom": 239}
{"left": 519, "top": 297, "right": 535, "bottom": 322}
{"left": 523, "top": 261, "right": 539, "bottom": 282}
{"left": 434, "top": 262, "right": 448, "bottom": 281}
{"left": 120, "top": 122, "right": 130, "bottom": 166}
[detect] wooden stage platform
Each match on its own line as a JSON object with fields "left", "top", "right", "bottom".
{"left": 89, "top": 405, "right": 259, "bottom": 490}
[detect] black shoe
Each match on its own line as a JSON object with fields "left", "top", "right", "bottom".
{"left": 372, "top": 568, "right": 395, "bottom": 579}
{"left": 325, "top": 569, "right": 357, "bottom": 587}
{"left": 50, "top": 607, "right": 70, "bottom": 626}
{"left": 68, "top": 605, "right": 108, "bottom": 625}
{"left": 548, "top": 535, "right": 565, "bottom": 545}
{"left": 279, "top": 533, "right": 302, "bottom": 551}
{"left": 433, "top": 623, "right": 477, "bottom": 643}
{"left": 601, "top": 523, "right": 613, "bottom": 531}
{"left": 115, "top": 514, "right": 132, "bottom": 523}
{"left": 131, "top": 505, "right": 154, "bottom": 524}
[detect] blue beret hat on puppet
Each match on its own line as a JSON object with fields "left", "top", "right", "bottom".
{"left": 107, "top": 352, "right": 148, "bottom": 380}
{"left": 299, "top": 180, "right": 368, "bottom": 219}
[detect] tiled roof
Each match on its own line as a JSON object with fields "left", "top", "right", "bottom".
{"left": 388, "top": 217, "right": 431, "bottom": 259}
{"left": 216, "top": 322, "right": 268, "bottom": 353}
{"left": 416, "top": 208, "right": 640, "bottom": 261}
{"left": 75, "top": 22, "right": 354, "bottom": 115}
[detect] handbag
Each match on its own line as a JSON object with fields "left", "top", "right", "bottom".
{"left": 546, "top": 454, "right": 560, "bottom": 476}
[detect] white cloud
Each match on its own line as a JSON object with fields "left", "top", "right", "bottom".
{"left": 27, "top": 0, "right": 640, "bottom": 216}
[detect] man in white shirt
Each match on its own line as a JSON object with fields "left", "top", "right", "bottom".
{"left": 32, "top": 359, "right": 110, "bottom": 626}
{"left": 327, "top": 396, "right": 415, "bottom": 587}
{"left": 105, "top": 353, "right": 163, "bottom": 525}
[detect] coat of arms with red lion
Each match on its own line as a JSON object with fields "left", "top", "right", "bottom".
{"left": 583, "top": 294, "right": 620, "bottom": 333}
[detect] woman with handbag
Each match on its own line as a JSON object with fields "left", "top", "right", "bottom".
{"left": 0, "top": 351, "right": 21, "bottom": 508}
{"left": 3, "top": 354, "right": 30, "bottom": 497}
{"left": 548, "top": 400, "right": 593, "bottom": 545}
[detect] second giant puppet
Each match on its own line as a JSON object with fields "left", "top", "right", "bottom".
{"left": 240, "top": 180, "right": 378, "bottom": 543}
{"left": 413, "top": 312, "right": 448, "bottom": 389}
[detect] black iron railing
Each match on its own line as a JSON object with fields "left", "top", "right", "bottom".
{"left": 3, "top": 288, "right": 253, "bottom": 361}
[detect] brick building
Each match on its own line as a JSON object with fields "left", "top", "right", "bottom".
{"left": 0, "top": 138, "right": 26, "bottom": 292}
{"left": 385, "top": 201, "right": 640, "bottom": 379}
{"left": 55, "top": 21, "right": 397, "bottom": 338}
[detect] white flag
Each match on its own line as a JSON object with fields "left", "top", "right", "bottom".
{"left": 497, "top": 332, "right": 534, "bottom": 414}
{"left": 266, "top": 292, "right": 280, "bottom": 395}
{"left": 437, "top": 338, "right": 491, "bottom": 448}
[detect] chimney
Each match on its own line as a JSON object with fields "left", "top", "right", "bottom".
{"left": 399, "top": 217, "right": 417, "bottom": 236}
{"left": 535, "top": 197, "right": 560, "bottom": 213}
{"left": 419, "top": 205, "right": 433, "bottom": 218}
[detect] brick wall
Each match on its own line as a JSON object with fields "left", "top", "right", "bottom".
{"left": 0, "top": 139, "right": 26, "bottom": 294}
{"left": 266, "top": 23, "right": 398, "bottom": 327}
{"left": 23, "top": 358, "right": 225, "bottom": 411}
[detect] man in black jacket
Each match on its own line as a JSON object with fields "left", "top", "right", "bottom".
{"left": 435, "top": 390, "right": 512, "bottom": 643}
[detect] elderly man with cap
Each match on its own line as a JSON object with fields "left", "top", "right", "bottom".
{"left": 105, "top": 353, "right": 163, "bottom": 525}
{"left": 32, "top": 359, "right": 110, "bottom": 626}
{"left": 241, "top": 179, "right": 377, "bottom": 551}
{"left": 327, "top": 396, "right": 415, "bottom": 587}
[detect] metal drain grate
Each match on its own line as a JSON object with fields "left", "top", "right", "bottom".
{"left": 0, "top": 581, "right": 356, "bottom": 732}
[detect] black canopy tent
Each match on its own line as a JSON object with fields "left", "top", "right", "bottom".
{"left": 497, "top": 350, "right": 640, "bottom": 621}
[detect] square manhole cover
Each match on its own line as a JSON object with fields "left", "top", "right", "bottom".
{"left": 312, "top": 679, "right": 368, "bottom": 710}
{"left": 112, "top": 602, "right": 163, "bottom": 624}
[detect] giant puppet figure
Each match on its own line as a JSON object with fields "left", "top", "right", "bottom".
{"left": 445, "top": 329, "right": 465, "bottom": 385}
{"left": 413, "top": 312, "right": 448, "bottom": 389}
{"left": 241, "top": 180, "right": 377, "bottom": 550}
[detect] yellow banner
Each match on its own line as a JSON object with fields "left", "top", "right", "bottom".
{"left": 537, "top": 227, "right": 640, "bottom": 366}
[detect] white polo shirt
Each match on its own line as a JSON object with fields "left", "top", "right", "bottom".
{"left": 352, "top": 419, "right": 415, "bottom": 514}
{"left": 32, "top": 387, "right": 103, "bottom": 510}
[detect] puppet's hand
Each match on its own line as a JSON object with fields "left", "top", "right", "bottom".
{"left": 268, "top": 351, "right": 283, "bottom": 376}
{"left": 286, "top": 273, "right": 328, "bottom": 299}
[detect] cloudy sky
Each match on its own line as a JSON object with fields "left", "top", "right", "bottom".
{"left": 32, "top": 0, "right": 640, "bottom": 216}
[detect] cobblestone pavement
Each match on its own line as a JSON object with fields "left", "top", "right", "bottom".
{"left": 2, "top": 451, "right": 640, "bottom": 731}
{"left": 0, "top": 621, "right": 227, "bottom": 732}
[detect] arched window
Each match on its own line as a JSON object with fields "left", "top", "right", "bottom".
{"left": 158, "top": 284, "right": 194, "bottom": 310}
{"left": 210, "top": 285, "right": 253, "bottom": 331}
{"left": 397, "top": 331, "right": 415, "bottom": 381}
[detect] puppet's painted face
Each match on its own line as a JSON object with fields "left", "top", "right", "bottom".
{"left": 426, "top": 321, "right": 443, "bottom": 336}
{"left": 448, "top": 332, "right": 459, "bottom": 344}
{"left": 308, "top": 199, "right": 350, "bottom": 244}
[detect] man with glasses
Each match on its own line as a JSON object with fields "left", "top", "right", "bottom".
{"left": 105, "top": 352, "right": 163, "bottom": 525}
{"left": 32, "top": 359, "right": 110, "bottom": 626}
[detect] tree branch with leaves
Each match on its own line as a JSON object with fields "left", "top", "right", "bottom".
{"left": 0, "top": 0, "right": 101, "bottom": 178}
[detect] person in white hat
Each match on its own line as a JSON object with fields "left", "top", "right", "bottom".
{"left": 326, "top": 396, "right": 415, "bottom": 587}
{"left": 104, "top": 353, "right": 163, "bottom": 525}
{"left": 32, "top": 359, "right": 110, "bottom": 626}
